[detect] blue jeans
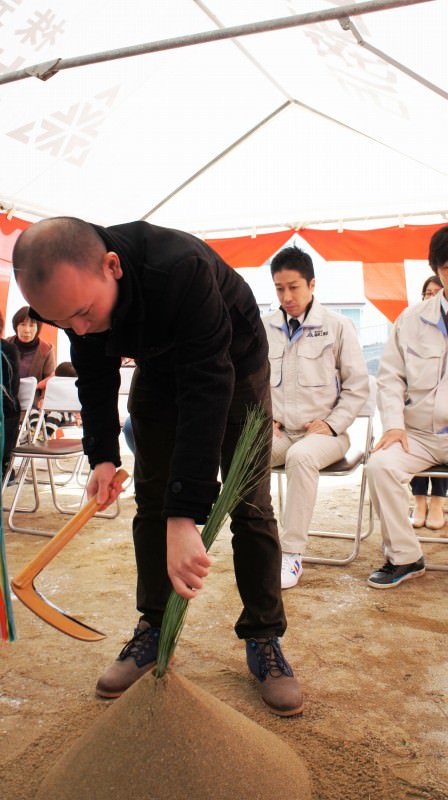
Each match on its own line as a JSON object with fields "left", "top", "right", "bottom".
{"left": 122, "top": 415, "right": 135, "bottom": 454}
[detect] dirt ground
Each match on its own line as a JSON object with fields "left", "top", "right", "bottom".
{"left": 1, "top": 452, "right": 448, "bottom": 800}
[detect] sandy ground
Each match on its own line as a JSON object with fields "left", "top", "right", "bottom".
{"left": 1, "top": 452, "right": 448, "bottom": 800}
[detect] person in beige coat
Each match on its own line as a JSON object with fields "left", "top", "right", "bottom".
{"left": 366, "top": 226, "right": 448, "bottom": 589}
{"left": 263, "top": 246, "right": 369, "bottom": 589}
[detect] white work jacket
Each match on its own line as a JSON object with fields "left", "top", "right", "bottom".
{"left": 263, "top": 299, "right": 369, "bottom": 435}
{"left": 377, "top": 293, "right": 448, "bottom": 434}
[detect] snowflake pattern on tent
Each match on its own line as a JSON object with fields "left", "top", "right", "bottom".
{"left": 7, "top": 86, "right": 120, "bottom": 166}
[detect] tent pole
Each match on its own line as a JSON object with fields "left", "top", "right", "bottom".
{"left": 193, "top": 0, "right": 295, "bottom": 102}
{"left": 340, "top": 18, "right": 448, "bottom": 101}
{"left": 2, "top": 205, "right": 447, "bottom": 232}
{"left": 0, "top": 0, "right": 433, "bottom": 86}
{"left": 191, "top": 210, "right": 448, "bottom": 236}
{"left": 140, "top": 102, "right": 292, "bottom": 221}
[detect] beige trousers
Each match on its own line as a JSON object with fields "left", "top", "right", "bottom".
{"left": 271, "top": 430, "right": 349, "bottom": 554}
{"left": 366, "top": 429, "right": 448, "bottom": 565}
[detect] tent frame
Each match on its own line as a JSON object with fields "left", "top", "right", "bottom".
{"left": 0, "top": 0, "right": 438, "bottom": 230}
{"left": 0, "top": 0, "right": 432, "bottom": 86}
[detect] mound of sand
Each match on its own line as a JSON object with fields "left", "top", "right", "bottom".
{"left": 36, "top": 670, "right": 311, "bottom": 800}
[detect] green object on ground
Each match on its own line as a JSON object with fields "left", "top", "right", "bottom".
{"left": 156, "top": 406, "right": 269, "bottom": 677}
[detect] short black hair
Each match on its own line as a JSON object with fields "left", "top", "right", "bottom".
{"left": 12, "top": 305, "right": 42, "bottom": 335}
{"left": 55, "top": 361, "right": 77, "bottom": 378}
{"left": 428, "top": 225, "right": 448, "bottom": 273}
{"left": 270, "top": 245, "right": 314, "bottom": 284}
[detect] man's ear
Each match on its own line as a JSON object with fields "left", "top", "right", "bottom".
{"left": 310, "top": 277, "right": 316, "bottom": 292}
{"left": 103, "top": 251, "right": 123, "bottom": 279}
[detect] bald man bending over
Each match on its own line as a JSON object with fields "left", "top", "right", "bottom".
{"left": 12, "top": 216, "right": 303, "bottom": 717}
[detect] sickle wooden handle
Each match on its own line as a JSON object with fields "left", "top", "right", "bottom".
{"left": 12, "top": 468, "right": 129, "bottom": 590}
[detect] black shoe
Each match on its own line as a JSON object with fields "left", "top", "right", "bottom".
{"left": 367, "top": 557, "right": 425, "bottom": 589}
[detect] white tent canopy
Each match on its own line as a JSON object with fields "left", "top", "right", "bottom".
{"left": 0, "top": 0, "right": 447, "bottom": 234}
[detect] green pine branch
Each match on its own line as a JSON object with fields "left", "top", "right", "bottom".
{"left": 155, "top": 406, "right": 270, "bottom": 678}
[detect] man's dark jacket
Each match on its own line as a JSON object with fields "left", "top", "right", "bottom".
{"left": 31, "top": 221, "right": 268, "bottom": 522}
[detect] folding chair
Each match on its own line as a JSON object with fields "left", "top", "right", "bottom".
{"left": 412, "top": 464, "right": 448, "bottom": 572}
{"left": 17, "top": 377, "right": 38, "bottom": 443}
{"left": 2, "top": 376, "right": 37, "bottom": 495}
{"left": 5, "top": 376, "right": 119, "bottom": 536}
{"left": 272, "top": 375, "right": 377, "bottom": 566}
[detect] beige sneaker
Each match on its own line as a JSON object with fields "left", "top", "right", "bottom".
{"left": 246, "top": 637, "right": 304, "bottom": 717}
{"left": 96, "top": 620, "right": 160, "bottom": 698}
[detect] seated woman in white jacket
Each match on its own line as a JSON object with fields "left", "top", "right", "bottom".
{"left": 263, "top": 246, "right": 369, "bottom": 589}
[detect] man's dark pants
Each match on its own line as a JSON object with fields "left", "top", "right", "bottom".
{"left": 129, "top": 360, "right": 286, "bottom": 640}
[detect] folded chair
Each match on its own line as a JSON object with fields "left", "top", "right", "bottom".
{"left": 5, "top": 376, "right": 119, "bottom": 536}
{"left": 272, "top": 375, "right": 377, "bottom": 566}
{"left": 412, "top": 464, "right": 448, "bottom": 572}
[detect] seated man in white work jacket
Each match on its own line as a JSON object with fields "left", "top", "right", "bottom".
{"left": 263, "top": 246, "right": 369, "bottom": 589}
{"left": 366, "top": 225, "right": 448, "bottom": 589}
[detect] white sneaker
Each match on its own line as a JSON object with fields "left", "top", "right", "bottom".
{"left": 281, "top": 553, "right": 303, "bottom": 589}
